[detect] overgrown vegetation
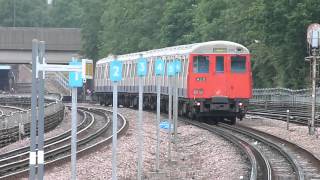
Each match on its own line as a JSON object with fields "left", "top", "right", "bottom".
{"left": 1, "top": 0, "right": 320, "bottom": 89}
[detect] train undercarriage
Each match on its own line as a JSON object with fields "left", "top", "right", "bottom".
{"left": 95, "top": 92, "right": 248, "bottom": 125}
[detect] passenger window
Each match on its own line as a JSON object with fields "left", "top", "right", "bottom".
{"left": 193, "top": 56, "right": 209, "bottom": 73}
{"left": 231, "top": 56, "right": 246, "bottom": 72}
{"left": 216, "top": 56, "right": 224, "bottom": 72}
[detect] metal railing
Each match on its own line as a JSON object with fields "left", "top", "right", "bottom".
{"left": 47, "top": 72, "right": 71, "bottom": 95}
{"left": 252, "top": 88, "right": 320, "bottom": 105}
{"left": 0, "top": 102, "right": 64, "bottom": 130}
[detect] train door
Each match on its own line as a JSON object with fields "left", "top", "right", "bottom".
{"left": 187, "top": 54, "right": 212, "bottom": 99}
{"left": 228, "top": 54, "right": 251, "bottom": 98}
{"left": 211, "top": 55, "right": 227, "bottom": 97}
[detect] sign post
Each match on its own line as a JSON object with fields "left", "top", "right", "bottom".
{"left": 30, "top": 39, "right": 85, "bottom": 180}
{"left": 110, "top": 58, "right": 123, "bottom": 180}
{"left": 68, "top": 59, "right": 83, "bottom": 180}
{"left": 137, "top": 56, "right": 147, "bottom": 180}
{"left": 30, "top": 39, "right": 38, "bottom": 180}
{"left": 155, "top": 58, "right": 165, "bottom": 171}
{"left": 173, "top": 59, "right": 181, "bottom": 143}
{"left": 37, "top": 41, "right": 45, "bottom": 180}
{"left": 167, "top": 61, "right": 175, "bottom": 162}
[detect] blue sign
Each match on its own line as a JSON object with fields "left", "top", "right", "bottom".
{"left": 167, "top": 62, "right": 175, "bottom": 76}
{"left": 137, "top": 58, "right": 147, "bottom": 77}
{"left": 155, "top": 58, "right": 165, "bottom": 76}
{"left": 175, "top": 59, "right": 182, "bottom": 74}
{"left": 110, "top": 60, "right": 123, "bottom": 82}
{"left": 159, "top": 120, "right": 173, "bottom": 131}
{"left": 69, "top": 60, "right": 83, "bottom": 88}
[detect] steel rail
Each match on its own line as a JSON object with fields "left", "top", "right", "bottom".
{"left": 219, "top": 123, "right": 305, "bottom": 180}
{"left": 0, "top": 106, "right": 128, "bottom": 179}
{"left": 0, "top": 109, "right": 91, "bottom": 164}
{"left": 182, "top": 119, "right": 271, "bottom": 180}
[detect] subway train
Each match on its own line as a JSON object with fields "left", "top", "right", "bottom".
{"left": 94, "top": 41, "right": 252, "bottom": 124}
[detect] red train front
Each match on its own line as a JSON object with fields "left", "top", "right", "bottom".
{"left": 186, "top": 44, "right": 252, "bottom": 124}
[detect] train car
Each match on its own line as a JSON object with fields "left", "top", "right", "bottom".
{"left": 94, "top": 41, "right": 252, "bottom": 124}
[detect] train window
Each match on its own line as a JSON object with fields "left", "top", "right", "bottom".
{"left": 216, "top": 56, "right": 224, "bottom": 72}
{"left": 231, "top": 56, "right": 246, "bottom": 72}
{"left": 193, "top": 55, "right": 209, "bottom": 73}
{"left": 123, "top": 63, "right": 126, "bottom": 77}
{"left": 96, "top": 66, "right": 100, "bottom": 79}
{"left": 104, "top": 65, "right": 107, "bottom": 78}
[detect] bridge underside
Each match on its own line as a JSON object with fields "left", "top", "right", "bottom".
{"left": 0, "top": 50, "right": 80, "bottom": 64}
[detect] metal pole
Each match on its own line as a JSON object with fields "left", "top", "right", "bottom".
{"left": 13, "top": 0, "right": 16, "bottom": 27}
{"left": 137, "top": 77, "right": 143, "bottom": 180}
{"left": 71, "top": 87, "right": 78, "bottom": 180}
{"left": 168, "top": 77, "right": 172, "bottom": 162}
{"left": 156, "top": 76, "right": 160, "bottom": 171}
{"left": 29, "top": 39, "right": 38, "bottom": 180}
{"left": 112, "top": 82, "right": 118, "bottom": 180}
{"left": 19, "top": 113, "right": 22, "bottom": 141}
{"left": 37, "top": 41, "right": 45, "bottom": 180}
{"left": 286, "top": 109, "right": 290, "bottom": 130}
{"left": 174, "top": 76, "right": 178, "bottom": 143}
{"left": 310, "top": 55, "right": 316, "bottom": 135}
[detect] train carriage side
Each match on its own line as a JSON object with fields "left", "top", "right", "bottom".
{"left": 94, "top": 41, "right": 252, "bottom": 125}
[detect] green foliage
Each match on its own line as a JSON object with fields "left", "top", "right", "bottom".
{"left": 99, "top": 0, "right": 165, "bottom": 57}
{"left": 79, "top": 0, "right": 104, "bottom": 61}
{"left": 0, "top": 0, "right": 82, "bottom": 28}
{"left": 48, "top": 0, "right": 83, "bottom": 28}
{"left": 0, "top": 0, "right": 50, "bottom": 27}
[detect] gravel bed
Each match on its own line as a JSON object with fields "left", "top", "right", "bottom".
{"left": 238, "top": 115, "right": 320, "bottom": 160}
{"left": 0, "top": 108, "right": 77, "bottom": 154}
{"left": 42, "top": 106, "right": 248, "bottom": 180}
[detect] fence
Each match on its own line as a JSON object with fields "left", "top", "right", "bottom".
{"left": 0, "top": 94, "right": 64, "bottom": 130}
{"left": 251, "top": 88, "right": 319, "bottom": 105}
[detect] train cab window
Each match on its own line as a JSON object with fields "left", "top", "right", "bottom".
{"left": 193, "top": 55, "right": 209, "bottom": 73}
{"left": 231, "top": 56, "right": 246, "bottom": 72}
{"left": 216, "top": 56, "right": 224, "bottom": 73}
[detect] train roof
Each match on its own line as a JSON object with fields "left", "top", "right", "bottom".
{"left": 97, "top": 41, "right": 249, "bottom": 64}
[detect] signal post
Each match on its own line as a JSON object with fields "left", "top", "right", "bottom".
{"left": 305, "top": 23, "right": 320, "bottom": 135}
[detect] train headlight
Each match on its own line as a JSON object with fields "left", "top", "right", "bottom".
{"left": 193, "top": 89, "right": 204, "bottom": 95}
{"left": 199, "top": 89, "right": 203, "bottom": 95}
{"left": 196, "top": 102, "right": 201, "bottom": 106}
{"left": 239, "top": 102, "right": 243, "bottom": 107}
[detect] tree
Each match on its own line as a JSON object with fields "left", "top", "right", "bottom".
{"left": 80, "top": 0, "right": 104, "bottom": 61}
{"left": 48, "top": 0, "right": 83, "bottom": 28}
{"left": 0, "top": 0, "right": 50, "bottom": 27}
{"left": 160, "top": 0, "right": 196, "bottom": 46}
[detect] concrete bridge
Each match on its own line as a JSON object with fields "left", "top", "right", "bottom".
{"left": 0, "top": 27, "right": 81, "bottom": 64}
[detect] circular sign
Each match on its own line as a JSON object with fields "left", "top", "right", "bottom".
{"left": 307, "top": 23, "right": 320, "bottom": 44}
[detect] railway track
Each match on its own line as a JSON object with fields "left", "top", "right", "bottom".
{"left": 182, "top": 119, "right": 271, "bottom": 180}
{"left": 0, "top": 106, "right": 128, "bottom": 179}
{"left": 183, "top": 119, "right": 320, "bottom": 179}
